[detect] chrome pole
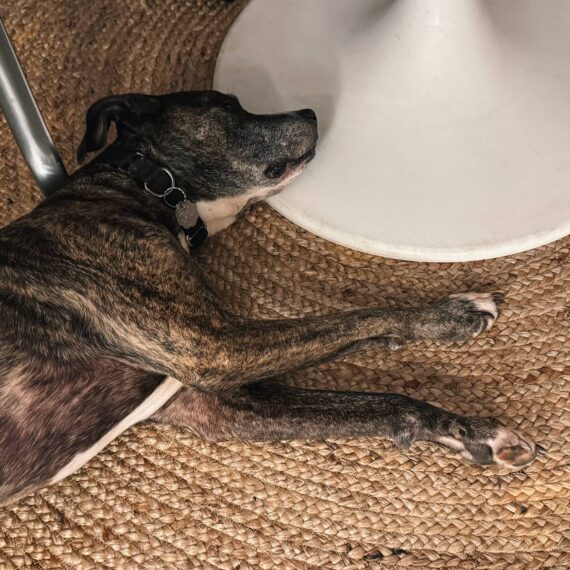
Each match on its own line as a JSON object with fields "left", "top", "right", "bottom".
{"left": 0, "top": 18, "right": 68, "bottom": 196}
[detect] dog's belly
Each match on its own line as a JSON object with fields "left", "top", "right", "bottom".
{"left": 0, "top": 359, "right": 182, "bottom": 506}
{"left": 49, "top": 375, "right": 182, "bottom": 484}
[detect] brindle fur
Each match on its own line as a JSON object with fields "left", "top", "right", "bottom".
{"left": 0, "top": 91, "right": 536, "bottom": 507}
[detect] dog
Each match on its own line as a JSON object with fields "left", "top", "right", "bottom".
{"left": 0, "top": 90, "right": 537, "bottom": 507}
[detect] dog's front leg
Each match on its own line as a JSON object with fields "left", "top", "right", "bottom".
{"left": 150, "top": 381, "right": 537, "bottom": 468}
{"left": 109, "top": 291, "right": 502, "bottom": 390}
{"left": 192, "top": 292, "right": 503, "bottom": 389}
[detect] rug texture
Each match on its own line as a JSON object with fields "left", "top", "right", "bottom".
{"left": 0, "top": 1, "right": 568, "bottom": 568}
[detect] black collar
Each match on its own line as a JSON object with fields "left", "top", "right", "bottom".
{"left": 97, "top": 146, "right": 208, "bottom": 248}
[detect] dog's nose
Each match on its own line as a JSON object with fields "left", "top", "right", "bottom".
{"left": 296, "top": 108, "right": 317, "bottom": 121}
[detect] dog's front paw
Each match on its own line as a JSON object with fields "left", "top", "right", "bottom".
{"left": 485, "top": 427, "right": 537, "bottom": 468}
{"left": 417, "top": 291, "right": 503, "bottom": 341}
{"left": 437, "top": 419, "right": 537, "bottom": 469}
{"left": 447, "top": 292, "right": 502, "bottom": 335}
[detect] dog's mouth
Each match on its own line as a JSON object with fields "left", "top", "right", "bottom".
{"left": 295, "top": 147, "right": 317, "bottom": 165}
{"left": 282, "top": 149, "right": 316, "bottom": 183}
{"left": 265, "top": 146, "right": 317, "bottom": 183}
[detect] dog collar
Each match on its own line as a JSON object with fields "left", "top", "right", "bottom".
{"left": 98, "top": 147, "right": 208, "bottom": 248}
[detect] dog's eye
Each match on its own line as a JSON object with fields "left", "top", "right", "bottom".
{"left": 265, "top": 163, "right": 287, "bottom": 179}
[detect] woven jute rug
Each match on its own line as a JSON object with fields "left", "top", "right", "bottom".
{"left": 0, "top": 1, "right": 568, "bottom": 568}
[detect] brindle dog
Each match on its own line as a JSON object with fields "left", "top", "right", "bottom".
{"left": 0, "top": 91, "right": 536, "bottom": 506}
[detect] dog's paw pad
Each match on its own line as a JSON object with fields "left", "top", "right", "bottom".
{"left": 487, "top": 427, "right": 537, "bottom": 468}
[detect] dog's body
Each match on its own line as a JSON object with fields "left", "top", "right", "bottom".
{"left": 0, "top": 91, "right": 536, "bottom": 506}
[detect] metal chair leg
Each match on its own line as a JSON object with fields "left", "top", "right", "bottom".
{"left": 0, "top": 18, "right": 68, "bottom": 197}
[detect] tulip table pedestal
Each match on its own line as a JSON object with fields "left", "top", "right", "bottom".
{"left": 215, "top": 0, "right": 570, "bottom": 261}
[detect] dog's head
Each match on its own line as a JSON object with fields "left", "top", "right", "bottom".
{"left": 78, "top": 91, "right": 318, "bottom": 208}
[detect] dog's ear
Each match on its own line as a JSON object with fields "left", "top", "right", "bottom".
{"left": 77, "top": 94, "right": 161, "bottom": 163}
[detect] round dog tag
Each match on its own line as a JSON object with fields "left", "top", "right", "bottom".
{"left": 175, "top": 200, "right": 199, "bottom": 229}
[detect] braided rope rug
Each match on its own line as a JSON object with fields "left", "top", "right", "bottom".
{"left": 0, "top": 1, "right": 568, "bottom": 568}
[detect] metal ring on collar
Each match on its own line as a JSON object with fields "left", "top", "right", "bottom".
{"left": 144, "top": 166, "right": 176, "bottom": 198}
{"left": 163, "top": 186, "right": 187, "bottom": 208}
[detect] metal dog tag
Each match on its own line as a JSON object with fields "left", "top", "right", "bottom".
{"left": 175, "top": 200, "right": 199, "bottom": 229}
